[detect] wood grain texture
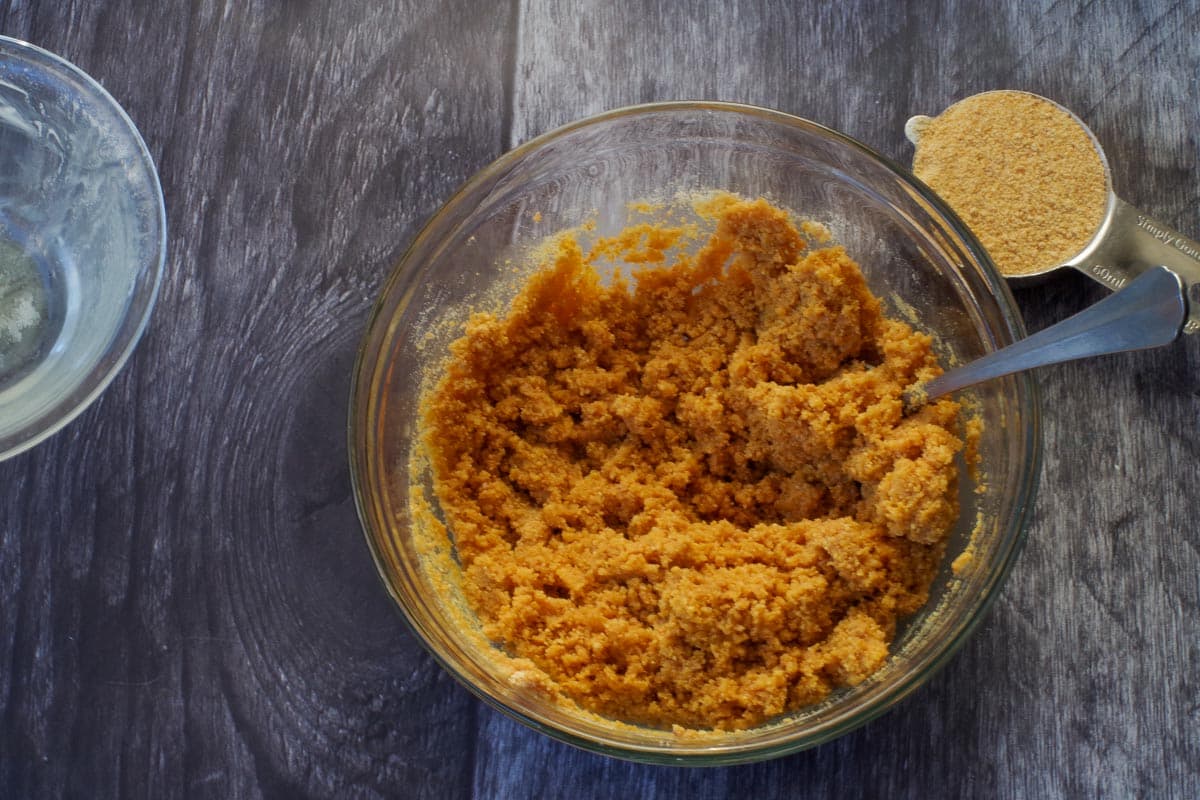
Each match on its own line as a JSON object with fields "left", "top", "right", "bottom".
{"left": 1, "top": 0, "right": 1198, "bottom": 797}
{"left": 1, "top": 1, "right": 512, "bottom": 797}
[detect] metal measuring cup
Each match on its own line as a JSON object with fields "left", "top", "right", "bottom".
{"left": 906, "top": 91, "right": 1200, "bottom": 335}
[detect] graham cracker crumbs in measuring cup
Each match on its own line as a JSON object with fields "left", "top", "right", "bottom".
{"left": 909, "top": 91, "right": 1109, "bottom": 277}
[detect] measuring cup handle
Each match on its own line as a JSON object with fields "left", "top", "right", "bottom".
{"left": 1072, "top": 198, "right": 1200, "bottom": 334}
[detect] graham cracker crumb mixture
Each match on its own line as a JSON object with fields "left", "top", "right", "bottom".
{"left": 911, "top": 90, "right": 1108, "bottom": 276}
{"left": 422, "top": 194, "right": 965, "bottom": 730}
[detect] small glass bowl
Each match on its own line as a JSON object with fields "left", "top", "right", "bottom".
{"left": 0, "top": 36, "right": 166, "bottom": 460}
{"left": 350, "top": 102, "right": 1040, "bottom": 764}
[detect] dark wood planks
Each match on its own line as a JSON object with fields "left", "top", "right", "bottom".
{"left": 0, "top": 0, "right": 1197, "bottom": 797}
{"left": 0, "top": 0, "right": 513, "bottom": 797}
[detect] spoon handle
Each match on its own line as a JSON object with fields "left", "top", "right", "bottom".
{"left": 915, "top": 265, "right": 1186, "bottom": 405}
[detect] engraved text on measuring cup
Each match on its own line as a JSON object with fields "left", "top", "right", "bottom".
{"left": 1088, "top": 264, "right": 1128, "bottom": 290}
{"left": 1136, "top": 214, "right": 1200, "bottom": 261}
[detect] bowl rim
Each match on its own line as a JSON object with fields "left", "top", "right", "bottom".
{"left": 0, "top": 34, "right": 167, "bottom": 461}
{"left": 349, "top": 100, "right": 1042, "bottom": 764}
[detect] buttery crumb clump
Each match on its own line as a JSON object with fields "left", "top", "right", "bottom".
{"left": 422, "top": 194, "right": 964, "bottom": 731}
{"left": 911, "top": 90, "right": 1108, "bottom": 276}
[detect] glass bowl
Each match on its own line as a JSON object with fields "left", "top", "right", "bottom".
{"left": 0, "top": 36, "right": 166, "bottom": 461}
{"left": 350, "top": 102, "right": 1040, "bottom": 764}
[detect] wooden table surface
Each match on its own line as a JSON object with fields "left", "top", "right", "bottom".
{"left": 2, "top": 1, "right": 1198, "bottom": 797}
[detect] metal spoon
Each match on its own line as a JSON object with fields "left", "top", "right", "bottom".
{"left": 902, "top": 265, "right": 1187, "bottom": 413}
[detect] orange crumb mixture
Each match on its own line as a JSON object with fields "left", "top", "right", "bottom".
{"left": 423, "top": 195, "right": 963, "bottom": 730}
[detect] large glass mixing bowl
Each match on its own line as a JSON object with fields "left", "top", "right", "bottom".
{"left": 350, "top": 102, "right": 1040, "bottom": 764}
